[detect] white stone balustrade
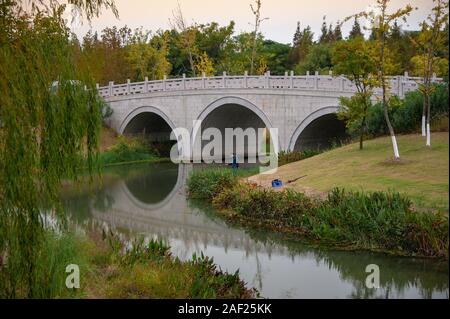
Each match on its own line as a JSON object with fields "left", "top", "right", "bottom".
{"left": 97, "top": 72, "right": 442, "bottom": 100}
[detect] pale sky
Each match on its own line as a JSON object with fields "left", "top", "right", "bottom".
{"left": 70, "top": 0, "right": 437, "bottom": 44}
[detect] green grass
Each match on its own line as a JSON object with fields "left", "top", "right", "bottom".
{"left": 250, "top": 133, "right": 449, "bottom": 213}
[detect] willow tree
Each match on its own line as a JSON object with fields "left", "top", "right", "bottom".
{"left": 412, "top": 0, "right": 449, "bottom": 146}
{"left": 345, "top": 0, "right": 414, "bottom": 160}
{"left": 0, "top": 0, "right": 117, "bottom": 298}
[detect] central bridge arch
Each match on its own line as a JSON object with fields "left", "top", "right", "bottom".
{"left": 191, "top": 96, "right": 279, "bottom": 161}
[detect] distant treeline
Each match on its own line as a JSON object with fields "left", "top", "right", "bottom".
{"left": 72, "top": 16, "right": 449, "bottom": 86}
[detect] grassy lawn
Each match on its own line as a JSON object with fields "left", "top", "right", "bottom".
{"left": 249, "top": 133, "right": 449, "bottom": 213}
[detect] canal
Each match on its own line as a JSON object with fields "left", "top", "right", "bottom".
{"left": 62, "top": 162, "right": 449, "bottom": 299}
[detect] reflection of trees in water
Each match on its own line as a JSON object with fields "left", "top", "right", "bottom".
{"left": 217, "top": 220, "right": 449, "bottom": 299}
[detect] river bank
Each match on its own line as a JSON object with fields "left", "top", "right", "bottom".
{"left": 18, "top": 220, "right": 256, "bottom": 299}
{"left": 251, "top": 133, "right": 450, "bottom": 213}
{"left": 187, "top": 167, "right": 448, "bottom": 259}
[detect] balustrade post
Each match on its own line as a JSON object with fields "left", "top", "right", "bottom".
{"left": 290, "top": 70, "right": 294, "bottom": 89}
{"left": 266, "top": 71, "right": 270, "bottom": 88}
{"left": 314, "top": 71, "right": 319, "bottom": 90}
{"left": 244, "top": 71, "right": 248, "bottom": 88}
{"left": 126, "top": 79, "right": 131, "bottom": 95}
{"left": 163, "top": 75, "right": 167, "bottom": 91}
{"left": 284, "top": 71, "right": 288, "bottom": 89}
{"left": 202, "top": 72, "right": 206, "bottom": 89}
{"left": 399, "top": 75, "right": 404, "bottom": 97}
{"left": 144, "top": 77, "right": 149, "bottom": 93}
{"left": 223, "top": 71, "right": 227, "bottom": 88}
{"left": 182, "top": 73, "right": 186, "bottom": 90}
{"left": 108, "top": 81, "right": 113, "bottom": 97}
{"left": 340, "top": 76, "right": 345, "bottom": 92}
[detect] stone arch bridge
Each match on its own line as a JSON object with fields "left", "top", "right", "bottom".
{"left": 99, "top": 72, "right": 437, "bottom": 158}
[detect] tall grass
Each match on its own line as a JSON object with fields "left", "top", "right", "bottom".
{"left": 0, "top": 226, "right": 88, "bottom": 298}
{"left": 85, "top": 229, "right": 256, "bottom": 298}
{"left": 187, "top": 169, "right": 240, "bottom": 200}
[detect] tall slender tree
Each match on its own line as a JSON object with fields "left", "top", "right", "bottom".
{"left": 348, "top": 17, "right": 364, "bottom": 39}
{"left": 413, "top": 0, "right": 449, "bottom": 146}
{"left": 334, "top": 22, "right": 343, "bottom": 41}
{"left": 170, "top": 1, "right": 198, "bottom": 76}
{"left": 249, "top": 0, "right": 269, "bottom": 75}
{"left": 333, "top": 38, "right": 378, "bottom": 149}
{"left": 345, "top": 0, "right": 414, "bottom": 160}
{"left": 319, "top": 16, "right": 329, "bottom": 43}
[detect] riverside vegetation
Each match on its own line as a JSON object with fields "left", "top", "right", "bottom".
{"left": 4, "top": 221, "right": 255, "bottom": 298}
{"left": 187, "top": 168, "right": 448, "bottom": 258}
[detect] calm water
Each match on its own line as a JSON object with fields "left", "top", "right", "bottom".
{"left": 62, "top": 162, "right": 449, "bottom": 299}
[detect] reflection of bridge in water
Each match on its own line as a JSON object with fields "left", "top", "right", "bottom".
{"left": 63, "top": 162, "right": 448, "bottom": 298}
{"left": 90, "top": 164, "right": 291, "bottom": 257}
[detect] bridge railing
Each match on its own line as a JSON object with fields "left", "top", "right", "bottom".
{"left": 97, "top": 72, "right": 443, "bottom": 99}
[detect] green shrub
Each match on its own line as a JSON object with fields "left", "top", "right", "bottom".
{"left": 365, "top": 83, "right": 449, "bottom": 137}
{"left": 189, "top": 252, "right": 250, "bottom": 298}
{"left": 99, "top": 136, "right": 159, "bottom": 165}
{"left": 187, "top": 169, "right": 239, "bottom": 200}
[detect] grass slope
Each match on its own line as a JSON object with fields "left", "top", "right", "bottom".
{"left": 249, "top": 133, "right": 449, "bottom": 213}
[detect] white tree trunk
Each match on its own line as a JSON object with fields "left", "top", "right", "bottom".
{"left": 391, "top": 135, "right": 400, "bottom": 159}
{"left": 426, "top": 123, "right": 431, "bottom": 147}
{"left": 421, "top": 115, "right": 426, "bottom": 137}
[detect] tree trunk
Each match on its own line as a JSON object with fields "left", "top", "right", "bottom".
{"left": 422, "top": 99, "right": 426, "bottom": 137}
{"left": 383, "top": 98, "right": 400, "bottom": 159}
{"left": 359, "top": 116, "right": 366, "bottom": 150}
{"left": 380, "top": 23, "right": 400, "bottom": 160}
{"left": 426, "top": 93, "right": 431, "bottom": 147}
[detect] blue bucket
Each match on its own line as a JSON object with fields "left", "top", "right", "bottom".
{"left": 271, "top": 179, "right": 283, "bottom": 188}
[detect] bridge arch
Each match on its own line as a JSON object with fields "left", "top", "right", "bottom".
{"left": 191, "top": 96, "right": 279, "bottom": 160}
{"left": 119, "top": 105, "right": 176, "bottom": 137}
{"left": 288, "top": 106, "right": 347, "bottom": 152}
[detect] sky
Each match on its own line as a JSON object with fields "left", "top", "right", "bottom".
{"left": 69, "top": 0, "right": 436, "bottom": 44}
